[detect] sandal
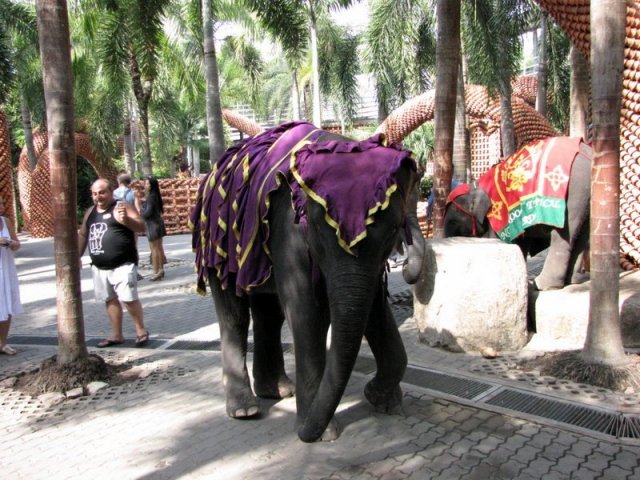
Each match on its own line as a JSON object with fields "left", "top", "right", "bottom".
{"left": 0, "top": 345, "right": 17, "bottom": 355}
{"left": 149, "top": 271, "right": 164, "bottom": 281}
{"left": 96, "top": 338, "right": 125, "bottom": 348}
{"left": 135, "top": 331, "right": 150, "bottom": 347}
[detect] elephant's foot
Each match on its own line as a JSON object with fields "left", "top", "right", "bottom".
{"left": 533, "top": 276, "right": 564, "bottom": 291}
{"left": 364, "top": 378, "right": 403, "bottom": 413}
{"left": 226, "top": 391, "right": 261, "bottom": 418}
{"left": 253, "top": 374, "right": 295, "bottom": 399}
{"left": 297, "top": 417, "right": 340, "bottom": 443}
{"left": 569, "top": 271, "right": 590, "bottom": 285}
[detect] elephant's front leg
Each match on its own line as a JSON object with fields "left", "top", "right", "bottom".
{"left": 249, "top": 294, "right": 295, "bottom": 399}
{"left": 363, "top": 284, "right": 407, "bottom": 413}
{"left": 272, "top": 263, "right": 335, "bottom": 440}
{"left": 285, "top": 284, "right": 336, "bottom": 440}
{"left": 208, "top": 271, "right": 259, "bottom": 418}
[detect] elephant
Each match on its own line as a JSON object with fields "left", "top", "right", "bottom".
{"left": 443, "top": 136, "right": 592, "bottom": 291}
{"left": 189, "top": 121, "right": 423, "bottom": 442}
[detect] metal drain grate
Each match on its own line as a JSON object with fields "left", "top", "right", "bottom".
{"left": 403, "top": 366, "right": 493, "bottom": 400}
{"left": 168, "top": 340, "right": 221, "bottom": 351}
{"left": 9, "top": 336, "right": 59, "bottom": 346}
{"left": 486, "top": 388, "right": 640, "bottom": 439}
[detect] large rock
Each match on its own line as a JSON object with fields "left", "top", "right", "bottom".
{"left": 527, "top": 268, "right": 640, "bottom": 351}
{"left": 412, "top": 237, "right": 529, "bottom": 353}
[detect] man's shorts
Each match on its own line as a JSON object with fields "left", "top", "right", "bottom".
{"left": 92, "top": 263, "right": 139, "bottom": 303}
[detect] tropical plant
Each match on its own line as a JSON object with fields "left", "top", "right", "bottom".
{"left": 462, "top": 0, "right": 531, "bottom": 157}
{"left": 364, "top": 0, "right": 436, "bottom": 120}
{"left": 0, "top": 0, "right": 41, "bottom": 169}
{"left": 432, "top": 0, "right": 460, "bottom": 237}
{"left": 244, "top": 0, "right": 360, "bottom": 127}
{"left": 81, "top": 0, "right": 172, "bottom": 175}
{"left": 36, "top": 0, "right": 87, "bottom": 365}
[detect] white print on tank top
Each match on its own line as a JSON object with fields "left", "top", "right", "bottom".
{"left": 89, "top": 223, "right": 108, "bottom": 254}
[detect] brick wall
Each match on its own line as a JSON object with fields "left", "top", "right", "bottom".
{"left": 132, "top": 178, "right": 201, "bottom": 235}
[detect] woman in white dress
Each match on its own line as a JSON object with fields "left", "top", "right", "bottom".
{"left": 0, "top": 196, "right": 22, "bottom": 355}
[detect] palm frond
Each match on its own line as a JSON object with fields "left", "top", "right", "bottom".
{"left": 241, "top": 0, "right": 309, "bottom": 65}
{"left": 365, "top": 0, "right": 435, "bottom": 109}
{"left": 545, "top": 20, "right": 570, "bottom": 131}
{"left": 95, "top": 11, "right": 129, "bottom": 85}
{"left": 463, "top": 0, "right": 529, "bottom": 96}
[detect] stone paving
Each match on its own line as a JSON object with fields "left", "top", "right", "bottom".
{"left": 1, "top": 233, "right": 639, "bottom": 479}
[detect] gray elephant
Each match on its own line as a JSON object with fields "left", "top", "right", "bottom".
{"left": 443, "top": 136, "right": 592, "bottom": 291}
{"left": 190, "top": 121, "right": 422, "bottom": 442}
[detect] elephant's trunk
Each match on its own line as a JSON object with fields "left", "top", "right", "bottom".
{"left": 402, "top": 186, "right": 425, "bottom": 284}
{"left": 297, "top": 268, "right": 376, "bottom": 443}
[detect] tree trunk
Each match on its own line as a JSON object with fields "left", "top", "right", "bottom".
{"left": 123, "top": 105, "right": 135, "bottom": 174}
{"left": 432, "top": 0, "right": 461, "bottom": 237}
{"left": 20, "top": 93, "right": 38, "bottom": 170}
{"left": 570, "top": 45, "right": 590, "bottom": 139}
{"left": 136, "top": 102, "right": 152, "bottom": 176}
{"left": 452, "top": 59, "right": 469, "bottom": 183}
{"left": 128, "top": 52, "right": 153, "bottom": 175}
{"left": 0, "top": 111, "right": 17, "bottom": 230}
{"left": 536, "top": 13, "right": 548, "bottom": 118}
{"left": 498, "top": 75, "right": 516, "bottom": 157}
{"left": 36, "top": 0, "right": 87, "bottom": 365}
{"left": 291, "top": 70, "right": 301, "bottom": 120}
{"left": 583, "top": 0, "right": 627, "bottom": 366}
{"left": 202, "top": 0, "right": 226, "bottom": 164}
{"left": 193, "top": 144, "right": 200, "bottom": 176}
{"left": 376, "top": 77, "right": 389, "bottom": 125}
{"left": 309, "top": 1, "right": 322, "bottom": 128}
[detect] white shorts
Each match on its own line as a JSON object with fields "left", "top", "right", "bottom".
{"left": 92, "top": 263, "right": 139, "bottom": 303}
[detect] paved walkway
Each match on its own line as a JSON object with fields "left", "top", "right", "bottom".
{"left": 1, "top": 233, "right": 639, "bottom": 479}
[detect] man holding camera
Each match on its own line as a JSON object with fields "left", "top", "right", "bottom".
{"left": 78, "top": 178, "right": 150, "bottom": 348}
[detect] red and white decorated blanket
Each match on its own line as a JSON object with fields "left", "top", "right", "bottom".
{"left": 477, "top": 137, "right": 585, "bottom": 242}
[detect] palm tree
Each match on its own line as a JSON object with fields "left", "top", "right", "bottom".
{"left": 432, "top": 0, "right": 460, "bottom": 237}
{"left": 536, "top": 11, "right": 548, "bottom": 117}
{"left": 569, "top": 45, "right": 589, "bottom": 138}
{"left": 85, "top": 0, "right": 171, "bottom": 176}
{"left": 583, "top": 0, "right": 627, "bottom": 369}
{"left": 364, "top": 0, "right": 436, "bottom": 121}
{"left": 462, "top": 0, "right": 529, "bottom": 157}
{"left": 543, "top": 19, "right": 571, "bottom": 132}
{"left": 202, "top": 0, "right": 226, "bottom": 162}
{"left": 244, "top": 0, "right": 359, "bottom": 127}
{"left": 0, "top": 0, "right": 41, "bottom": 170}
{"left": 545, "top": 0, "right": 635, "bottom": 391}
{"left": 35, "top": 0, "right": 87, "bottom": 365}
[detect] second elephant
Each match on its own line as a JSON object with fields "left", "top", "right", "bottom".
{"left": 444, "top": 136, "right": 592, "bottom": 290}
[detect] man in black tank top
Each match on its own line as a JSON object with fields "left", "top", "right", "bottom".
{"left": 78, "top": 178, "right": 150, "bottom": 347}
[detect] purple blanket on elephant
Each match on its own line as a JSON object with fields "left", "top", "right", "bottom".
{"left": 190, "top": 121, "right": 415, "bottom": 296}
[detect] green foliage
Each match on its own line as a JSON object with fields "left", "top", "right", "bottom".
{"left": 463, "top": 0, "right": 530, "bottom": 96}
{"left": 364, "top": 0, "right": 436, "bottom": 113}
{"left": 318, "top": 18, "right": 360, "bottom": 124}
{"left": 402, "top": 122, "right": 434, "bottom": 170}
{"left": 545, "top": 21, "right": 571, "bottom": 132}
{"left": 255, "top": 56, "right": 293, "bottom": 120}
{"left": 76, "top": 159, "right": 97, "bottom": 223}
{"left": 419, "top": 175, "right": 432, "bottom": 200}
{"left": 242, "top": 0, "right": 309, "bottom": 66}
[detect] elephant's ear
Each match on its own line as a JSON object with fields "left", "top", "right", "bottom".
{"left": 469, "top": 187, "right": 492, "bottom": 226}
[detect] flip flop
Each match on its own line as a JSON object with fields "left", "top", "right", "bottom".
{"left": 0, "top": 345, "right": 17, "bottom": 355}
{"left": 96, "top": 338, "right": 125, "bottom": 348}
{"left": 135, "top": 331, "right": 150, "bottom": 347}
